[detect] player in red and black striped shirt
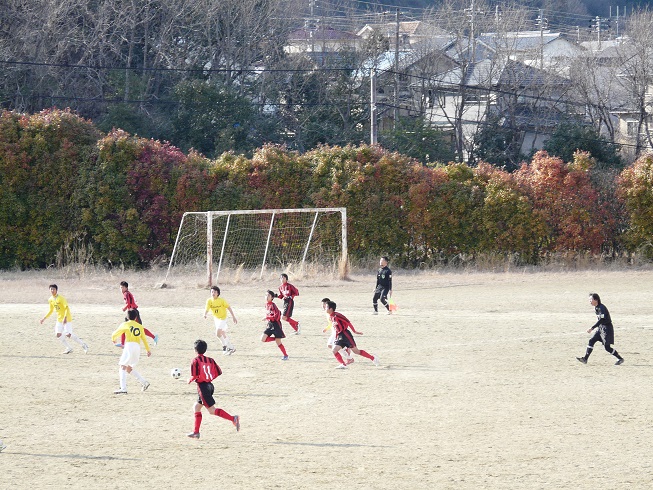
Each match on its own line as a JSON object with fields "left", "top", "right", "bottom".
{"left": 118, "top": 281, "right": 159, "bottom": 346}
{"left": 187, "top": 339, "right": 240, "bottom": 438}
{"left": 327, "top": 301, "right": 379, "bottom": 369}
{"left": 261, "top": 290, "right": 289, "bottom": 360}
{"left": 278, "top": 274, "right": 301, "bottom": 334}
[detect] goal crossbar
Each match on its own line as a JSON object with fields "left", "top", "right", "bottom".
{"left": 163, "top": 207, "right": 347, "bottom": 286}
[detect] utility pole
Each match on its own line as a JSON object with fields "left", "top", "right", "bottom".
{"left": 371, "top": 67, "right": 377, "bottom": 145}
{"left": 394, "top": 8, "right": 400, "bottom": 129}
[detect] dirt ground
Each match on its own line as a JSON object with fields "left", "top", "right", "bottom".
{"left": 1, "top": 268, "right": 653, "bottom": 489}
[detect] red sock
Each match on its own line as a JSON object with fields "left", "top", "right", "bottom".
{"left": 264, "top": 337, "right": 276, "bottom": 342}
{"left": 357, "top": 350, "right": 374, "bottom": 361}
{"left": 120, "top": 333, "right": 126, "bottom": 345}
{"left": 288, "top": 318, "right": 298, "bottom": 330}
{"left": 144, "top": 328, "right": 155, "bottom": 339}
{"left": 278, "top": 343, "right": 287, "bottom": 356}
{"left": 214, "top": 408, "right": 233, "bottom": 421}
{"left": 334, "top": 352, "right": 345, "bottom": 365}
{"left": 194, "top": 412, "right": 202, "bottom": 433}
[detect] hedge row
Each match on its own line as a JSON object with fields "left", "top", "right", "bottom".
{"left": 1, "top": 109, "right": 651, "bottom": 269}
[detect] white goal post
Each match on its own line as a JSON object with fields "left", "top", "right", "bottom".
{"left": 162, "top": 208, "right": 348, "bottom": 286}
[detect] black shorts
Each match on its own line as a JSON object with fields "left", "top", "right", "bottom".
{"left": 282, "top": 297, "right": 294, "bottom": 318}
{"left": 264, "top": 321, "right": 285, "bottom": 339}
{"left": 334, "top": 330, "right": 357, "bottom": 349}
{"left": 197, "top": 382, "right": 216, "bottom": 408}
{"left": 373, "top": 287, "right": 389, "bottom": 299}
{"left": 591, "top": 326, "right": 614, "bottom": 347}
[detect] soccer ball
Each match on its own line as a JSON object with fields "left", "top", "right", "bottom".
{"left": 170, "top": 367, "right": 182, "bottom": 379}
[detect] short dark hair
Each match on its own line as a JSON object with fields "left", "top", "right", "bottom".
{"left": 267, "top": 290, "right": 277, "bottom": 299}
{"left": 120, "top": 281, "right": 128, "bottom": 288}
{"left": 194, "top": 339, "right": 208, "bottom": 354}
{"left": 211, "top": 286, "right": 220, "bottom": 294}
{"left": 326, "top": 300, "right": 337, "bottom": 311}
{"left": 381, "top": 256, "right": 389, "bottom": 263}
{"left": 49, "top": 284, "right": 58, "bottom": 291}
{"left": 321, "top": 297, "right": 331, "bottom": 303}
{"left": 590, "top": 293, "right": 601, "bottom": 303}
{"left": 127, "top": 309, "right": 138, "bottom": 321}
{"left": 280, "top": 273, "right": 289, "bottom": 280}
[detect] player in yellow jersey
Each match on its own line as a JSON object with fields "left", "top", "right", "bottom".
{"left": 111, "top": 310, "right": 151, "bottom": 394}
{"left": 39, "top": 284, "right": 89, "bottom": 354}
{"left": 204, "top": 286, "right": 238, "bottom": 355}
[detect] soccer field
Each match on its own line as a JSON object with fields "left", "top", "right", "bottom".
{"left": 2, "top": 269, "right": 653, "bottom": 489}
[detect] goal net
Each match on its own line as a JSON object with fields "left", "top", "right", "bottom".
{"left": 162, "top": 208, "right": 348, "bottom": 286}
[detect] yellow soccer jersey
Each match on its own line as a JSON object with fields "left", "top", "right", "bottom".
{"left": 206, "top": 297, "right": 230, "bottom": 320}
{"left": 44, "top": 294, "right": 73, "bottom": 323}
{"left": 111, "top": 320, "right": 151, "bottom": 351}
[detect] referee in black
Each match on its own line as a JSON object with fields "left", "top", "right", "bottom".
{"left": 577, "top": 293, "right": 624, "bottom": 365}
{"left": 372, "top": 256, "right": 392, "bottom": 315}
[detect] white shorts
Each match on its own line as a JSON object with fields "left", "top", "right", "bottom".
{"left": 119, "top": 342, "right": 141, "bottom": 367}
{"left": 213, "top": 318, "right": 228, "bottom": 332}
{"left": 54, "top": 321, "right": 73, "bottom": 335}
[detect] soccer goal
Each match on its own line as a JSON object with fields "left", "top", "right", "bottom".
{"left": 162, "top": 208, "right": 348, "bottom": 286}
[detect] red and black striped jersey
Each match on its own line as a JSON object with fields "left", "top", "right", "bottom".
{"left": 265, "top": 301, "right": 281, "bottom": 322}
{"left": 123, "top": 290, "right": 138, "bottom": 310}
{"left": 278, "top": 283, "right": 299, "bottom": 299}
{"left": 330, "top": 311, "right": 354, "bottom": 335}
{"left": 190, "top": 354, "right": 222, "bottom": 383}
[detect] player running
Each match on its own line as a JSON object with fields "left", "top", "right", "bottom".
{"left": 118, "top": 281, "right": 158, "bottom": 347}
{"left": 322, "top": 297, "right": 353, "bottom": 365}
{"left": 204, "top": 286, "right": 238, "bottom": 355}
{"left": 262, "top": 290, "right": 289, "bottom": 360}
{"left": 373, "top": 256, "right": 393, "bottom": 315}
{"left": 278, "top": 273, "right": 300, "bottom": 334}
{"left": 577, "top": 293, "right": 625, "bottom": 366}
{"left": 326, "top": 301, "right": 379, "bottom": 369}
{"left": 187, "top": 339, "right": 240, "bottom": 439}
{"left": 39, "top": 284, "right": 89, "bottom": 354}
{"left": 111, "top": 310, "right": 151, "bottom": 394}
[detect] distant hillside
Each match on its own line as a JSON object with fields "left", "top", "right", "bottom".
{"left": 361, "top": 0, "right": 650, "bottom": 18}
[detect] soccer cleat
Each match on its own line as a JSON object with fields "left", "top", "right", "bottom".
{"left": 142, "top": 381, "right": 150, "bottom": 392}
{"left": 0, "top": 443, "right": 7, "bottom": 453}
{"left": 294, "top": 323, "right": 301, "bottom": 335}
{"left": 282, "top": 356, "right": 289, "bottom": 361}
{"left": 227, "top": 347, "right": 236, "bottom": 355}
{"left": 62, "top": 347, "right": 73, "bottom": 354}
{"left": 233, "top": 415, "right": 240, "bottom": 432}
{"left": 615, "top": 358, "right": 624, "bottom": 365}
{"left": 335, "top": 364, "right": 347, "bottom": 369}
{"left": 187, "top": 432, "right": 200, "bottom": 439}
{"left": 576, "top": 357, "right": 587, "bottom": 364}
{"left": 386, "top": 310, "right": 392, "bottom": 315}
{"left": 153, "top": 335, "right": 159, "bottom": 346}
{"left": 372, "top": 311, "right": 378, "bottom": 315}
{"left": 345, "top": 358, "right": 355, "bottom": 365}
{"left": 373, "top": 356, "right": 380, "bottom": 366}
{"left": 114, "top": 389, "right": 128, "bottom": 394}
{"left": 82, "top": 343, "right": 89, "bottom": 354}
{"left": 114, "top": 343, "right": 123, "bottom": 348}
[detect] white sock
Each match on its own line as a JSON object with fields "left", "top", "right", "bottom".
{"left": 119, "top": 369, "right": 127, "bottom": 390}
{"left": 131, "top": 370, "right": 146, "bottom": 385}
{"left": 58, "top": 336, "right": 71, "bottom": 348}
{"left": 223, "top": 335, "right": 234, "bottom": 350}
{"left": 68, "top": 333, "right": 85, "bottom": 346}
{"left": 217, "top": 334, "right": 227, "bottom": 347}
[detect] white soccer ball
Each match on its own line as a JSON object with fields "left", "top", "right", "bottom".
{"left": 170, "top": 367, "right": 182, "bottom": 379}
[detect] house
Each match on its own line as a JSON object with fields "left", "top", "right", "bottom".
{"left": 284, "top": 25, "right": 361, "bottom": 63}
{"left": 357, "top": 21, "right": 448, "bottom": 50}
